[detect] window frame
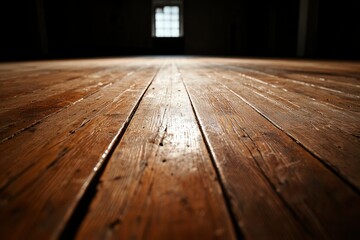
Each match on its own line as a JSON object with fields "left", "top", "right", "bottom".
{"left": 152, "top": 3, "right": 183, "bottom": 38}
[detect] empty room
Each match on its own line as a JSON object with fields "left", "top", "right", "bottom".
{"left": 0, "top": 0, "right": 359, "bottom": 239}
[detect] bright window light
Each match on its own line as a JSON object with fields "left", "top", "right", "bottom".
{"left": 155, "top": 6, "right": 180, "bottom": 37}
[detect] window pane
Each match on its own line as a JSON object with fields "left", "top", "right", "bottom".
{"left": 164, "top": 6, "right": 171, "bottom": 14}
{"left": 171, "top": 6, "right": 179, "bottom": 14}
{"left": 171, "top": 29, "right": 179, "bottom": 36}
{"left": 164, "top": 21, "right": 171, "bottom": 29}
{"left": 171, "top": 21, "right": 179, "bottom": 29}
{"left": 163, "top": 29, "right": 171, "bottom": 36}
{"left": 154, "top": 5, "right": 181, "bottom": 37}
{"left": 157, "top": 29, "right": 164, "bottom": 37}
{"left": 156, "top": 20, "right": 164, "bottom": 28}
{"left": 163, "top": 13, "right": 170, "bottom": 21}
{"left": 155, "top": 14, "right": 163, "bottom": 21}
{"left": 171, "top": 15, "right": 179, "bottom": 21}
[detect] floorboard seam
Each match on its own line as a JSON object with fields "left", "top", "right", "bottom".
{"left": 58, "top": 65, "right": 161, "bottom": 239}
{"left": 0, "top": 67, "right": 127, "bottom": 144}
{"left": 221, "top": 81, "right": 360, "bottom": 195}
{"left": 202, "top": 61, "right": 360, "bottom": 193}
{"left": 179, "top": 71, "right": 244, "bottom": 240}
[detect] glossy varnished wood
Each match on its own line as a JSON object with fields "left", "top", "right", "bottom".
{"left": 0, "top": 59, "right": 159, "bottom": 239}
{"left": 203, "top": 60, "right": 360, "bottom": 189}
{"left": 179, "top": 62, "right": 360, "bottom": 239}
{"left": 0, "top": 57, "right": 359, "bottom": 240}
{"left": 76, "top": 62, "right": 236, "bottom": 240}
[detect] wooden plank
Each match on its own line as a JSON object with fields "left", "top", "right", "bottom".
{"left": 0, "top": 58, "right": 145, "bottom": 102}
{"left": 0, "top": 66, "right": 136, "bottom": 142}
{"left": 0, "top": 65, "right": 54, "bottom": 81}
{"left": 201, "top": 58, "right": 360, "bottom": 81}
{"left": 220, "top": 66, "right": 360, "bottom": 112}
{"left": 209, "top": 66, "right": 360, "bottom": 133}
{"left": 0, "top": 59, "right": 154, "bottom": 188}
{"left": 76, "top": 62, "right": 236, "bottom": 239}
{"left": 0, "top": 60, "right": 58, "bottom": 76}
{"left": 179, "top": 62, "right": 360, "bottom": 239}
{"left": 0, "top": 68, "right": 101, "bottom": 100}
{"left": 178, "top": 62, "right": 307, "bottom": 239}
{"left": 1, "top": 57, "right": 359, "bottom": 240}
{"left": 266, "top": 70, "right": 360, "bottom": 97}
{"left": 202, "top": 64, "right": 360, "bottom": 190}
{"left": 0, "top": 62, "right": 158, "bottom": 239}
{"left": 0, "top": 58, "right": 147, "bottom": 142}
{"left": 243, "top": 63, "right": 360, "bottom": 82}
{"left": 0, "top": 58, "right": 132, "bottom": 81}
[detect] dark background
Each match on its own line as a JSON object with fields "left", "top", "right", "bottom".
{"left": 0, "top": 0, "right": 359, "bottom": 61}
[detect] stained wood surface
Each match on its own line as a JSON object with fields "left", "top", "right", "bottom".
{"left": 180, "top": 63, "right": 360, "bottom": 239}
{"left": 203, "top": 61, "right": 360, "bottom": 189}
{"left": 0, "top": 59, "right": 159, "bottom": 239}
{"left": 76, "top": 63, "right": 236, "bottom": 240}
{"left": 0, "top": 57, "right": 359, "bottom": 240}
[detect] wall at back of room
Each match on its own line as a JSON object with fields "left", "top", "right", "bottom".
{"left": 0, "top": 0, "right": 359, "bottom": 60}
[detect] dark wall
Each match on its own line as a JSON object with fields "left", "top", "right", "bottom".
{"left": 316, "top": 0, "right": 360, "bottom": 59}
{"left": 0, "top": 1, "right": 43, "bottom": 60}
{"left": 0, "top": 0, "right": 359, "bottom": 60}
{"left": 45, "top": 0, "right": 152, "bottom": 57}
{"left": 184, "top": 0, "right": 299, "bottom": 56}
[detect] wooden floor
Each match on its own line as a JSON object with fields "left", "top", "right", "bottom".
{"left": 0, "top": 57, "right": 359, "bottom": 239}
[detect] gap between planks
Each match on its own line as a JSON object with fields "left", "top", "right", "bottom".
{"left": 194, "top": 59, "right": 360, "bottom": 192}
{"left": 60, "top": 64, "right": 163, "bottom": 240}
{"left": 0, "top": 61, "right": 160, "bottom": 239}
{"left": 178, "top": 60, "right": 360, "bottom": 239}
{"left": 0, "top": 57, "right": 360, "bottom": 240}
{"left": 74, "top": 61, "right": 238, "bottom": 239}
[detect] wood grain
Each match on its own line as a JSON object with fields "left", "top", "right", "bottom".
{"left": 224, "top": 66, "right": 360, "bottom": 112}
{"left": 76, "top": 62, "right": 236, "bottom": 240}
{"left": 0, "top": 57, "right": 359, "bottom": 240}
{"left": 0, "top": 61, "right": 158, "bottom": 239}
{"left": 197, "top": 60, "right": 360, "bottom": 190}
{"left": 0, "top": 61, "right": 142, "bottom": 142}
{"left": 179, "top": 63, "right": 360, "bottom": 239}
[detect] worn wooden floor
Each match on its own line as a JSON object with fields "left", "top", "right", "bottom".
{"left": 0, "top": 57, "right": 359, "bottom": 240}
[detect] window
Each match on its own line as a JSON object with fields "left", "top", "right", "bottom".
{"left": 155, "top": 6, "right": 180, "bottom": 37}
